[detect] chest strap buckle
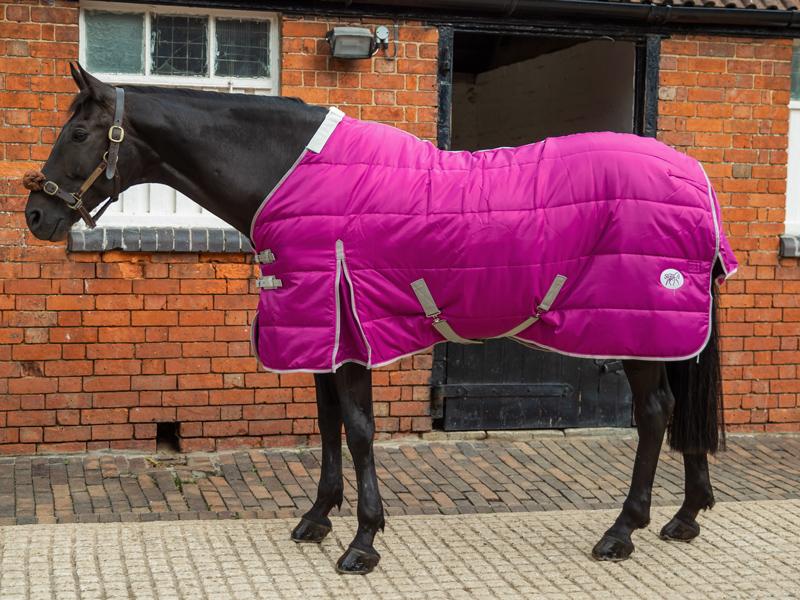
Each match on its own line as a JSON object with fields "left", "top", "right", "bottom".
{"left": 257, "top": 275, "right": 283, "bottom": 290}
{"left": 254, "top": 249, "right": 276, "bottom": 264}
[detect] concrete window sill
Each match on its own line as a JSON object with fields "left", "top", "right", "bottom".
{"left": 780, "top": 234, "right": 800, "bottom": 258}
{"left": 68, "top": 227, "right": 253, "bottom": 253}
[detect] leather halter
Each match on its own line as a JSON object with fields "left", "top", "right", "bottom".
{"left": 41, "top": 87, "right": 126, "bottom": 229}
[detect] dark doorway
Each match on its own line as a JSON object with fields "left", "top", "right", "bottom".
{"left": 434, "top": 31, "right": 646, "bottom": 431}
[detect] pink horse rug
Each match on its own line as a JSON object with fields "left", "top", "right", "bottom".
{"left": 250, "top": 108, "right": 737, "bottom": 373}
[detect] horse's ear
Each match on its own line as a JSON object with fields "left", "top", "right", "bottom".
{"left": 75, "top": 63, "right": 114, "bottom": 107}
{"left": 70, "top": 62, "right": 87, "bottom": 91}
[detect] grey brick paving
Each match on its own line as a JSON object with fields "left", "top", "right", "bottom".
{"left": 0, "top": 434, "right": 798, "bottom": 524}
{"left": 0, "top": 500, "right": 798, "bottom": 599}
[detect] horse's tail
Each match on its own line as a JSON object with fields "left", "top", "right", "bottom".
{"left": 665, "top": 283, "right": 725, "bottom": 454}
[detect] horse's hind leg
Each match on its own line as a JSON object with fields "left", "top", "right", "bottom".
{"left": 660, "top": 453, "right": 714, "bottom": 541}
{"left": 291, "top": 373, "right": 343, "bottom": 543}
{"left": 332, "top": 362, "right": 384, "bottom": 574}
{"left": 592, "top": 360, "right": 674, "bottom": 561}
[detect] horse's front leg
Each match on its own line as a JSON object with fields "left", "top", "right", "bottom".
{"left": 291, "top": 373, "right": 343, "bottom": 543}
{"left": 593, "top": 360, "right": 674, "bottom": 561}
{"left": 660, "top": 452, "right": 715, "bottom": 541}
{"left": 332, "top": 362, "right": 384, "bottom": 574}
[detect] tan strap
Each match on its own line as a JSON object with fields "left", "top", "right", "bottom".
{"left": 493, "top": 316, "right": 538, "bottom": 339}
{"left": 77, "top": 162, "right": 108, "bottom": 198}
{"left": 495, "top": 274, "right": 568, "bottom": 338}
{"left": 410, "top": 278, "right": 482, "bottom": 345}
{"left": 432, "top": 319, "right": 482, "bottom": 345}
{"left": 537, "top": 275, "right": 567, "bottom": 313}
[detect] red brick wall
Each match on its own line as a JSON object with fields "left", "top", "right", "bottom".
{"left": 3, "top": 3, "right": 797, "bottom": 456}
{"left": 0, "top": 2, "right": 436, "bottom": 454}
{"left": 659, "top": 35, "right": 799, "bottom": 432}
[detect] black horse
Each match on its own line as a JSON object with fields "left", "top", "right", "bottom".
{"left": 25, "top": 65, "right": 725, "bottom": 575}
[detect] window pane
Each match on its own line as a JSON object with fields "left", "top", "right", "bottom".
{"left": 84, "top": 10, "right": 144, "bottom": 74}
{"left": 793, "top": 40, "right": 800, "bottom": 102}
{"left": 151, "top": 15, "right": 208, "bottom": 76}
{"left": 215, "top": 19, "right": 270, "bottom": 78}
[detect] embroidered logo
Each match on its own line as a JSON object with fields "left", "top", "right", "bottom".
{"left": 660, "top": 268, "right": 684, "bottom": 290}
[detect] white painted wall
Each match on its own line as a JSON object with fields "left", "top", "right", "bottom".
{"left": 786, "top": 102, "right": 800, "bottom": 235}
{"left": 452, "top": 39, "right": 635, "bottom": 150}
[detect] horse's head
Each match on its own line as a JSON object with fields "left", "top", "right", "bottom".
{"left": 25, "top": 63, "right": 127, "bottom": 241}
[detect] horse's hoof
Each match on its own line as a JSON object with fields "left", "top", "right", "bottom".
{"left": 336, "top": 545, "right": 380, "bottom": 575}
{"left": 291, "top": 517, "right": 331, "bottom": 544}
{"left": 591, "top": 533, "right": 634, "bottom": 562}
{"left": 660, "top": 516, "right": 700, "bottom": 542}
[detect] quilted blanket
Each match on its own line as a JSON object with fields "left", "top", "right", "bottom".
{"left": 250, "top": 107, "right": 737, "bottom": 373}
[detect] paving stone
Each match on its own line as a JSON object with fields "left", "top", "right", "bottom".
{"left": 1, "top": 501, "right": 798, "bottom": 599}
{"left": 0, "top": 434, "right": 798, "bottom": 525}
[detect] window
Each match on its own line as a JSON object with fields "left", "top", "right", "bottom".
{"left": 786, "top": 40, "right": 800, "bottom": 235}
{"left": 78, "top": 2, "right": 279, "bottom": 230}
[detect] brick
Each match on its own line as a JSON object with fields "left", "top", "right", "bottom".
{"left": 130, "top": 407, "right": 176, "bottom": 423}
{"left": 178, "top": 374, "right": 223, "bottom": 390}
{"left": 7, "top": 411, "right": 56, "bottom": 427}
{"left": 203, "top": 421, "right": 248, "bottom": 437}
{"left": 210, "top": 389, "right": 254, "bottom": 405}
{"left": 81, "top": 409, "right": 128, "bottom": 425}
{"left": 163, "top": 391, "right": 208, "bottom": 407}
{"left": 165, "top": 358, "right": 210, "bottom": 374}
{"left": 83, "top": 376, "right": 130, "bottom": 392}
{"left": 12, "top": 344, "right": 60, "bottom": 361}
{"left": 250, "top": 420, "right": 293, "bottom": 435}
{"left": 8, "top": 377, "right": 57, "bottom": 395}
{"left": 131, "top": 375, "right": 177, "bottom": 391}
{"left": 242, "top": 405, "right": 285, "bottom": 420}
{"left": 44, "top": 426, "right": 91, "bottom": 443}
{"left": 94, "top": 360, "right": 141, "bottom": 376}
{"left": 91, "top": 424, "right": 133, "bottom": 440}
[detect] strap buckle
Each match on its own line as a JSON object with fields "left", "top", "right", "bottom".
{"left": 108, "top": 125, "right": 125, "bottom": 143}
{"left": 42, "top": 181, "right": 58, "bottom": 196}
{"left": 254, "top": 249, "right": 276, "bottom": 264}
{"left": 257, "top": 275, "right": 283, "bottom": 290}
{"left": 66, "top": 194, "right": 83, "bottom": 210}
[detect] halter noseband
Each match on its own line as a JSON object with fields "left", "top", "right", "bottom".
{"left": 37, "top": 87, "right": 126, "bottom": 229}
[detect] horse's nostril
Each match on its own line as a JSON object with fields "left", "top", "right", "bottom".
{"left": 27, "top": 207, "right": 43, "bottom": 228}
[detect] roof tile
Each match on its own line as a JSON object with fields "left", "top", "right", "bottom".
{"left": 601, "top": 0, "right": 799, "bottom": 10}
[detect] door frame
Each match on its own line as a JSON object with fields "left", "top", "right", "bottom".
{"left": 431, "top": 25, "right": 662, "bottom": 420}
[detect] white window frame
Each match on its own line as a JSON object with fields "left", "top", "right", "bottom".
{"left": 79, "top": 1, "right": 280, "bottom": 92}
{"left": 787, "top": 99, "right": 800, "bottom": 235}
{"left": 78, "top": 1, "right": 280, "bottom": 229}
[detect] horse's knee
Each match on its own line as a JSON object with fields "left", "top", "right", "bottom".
{"left": 643, "top": 387, "right": 674, "bottom": 417}
{"left": 345, "top": 424, "right": 374, "bottom": 458}
{"left": 633, "top": 388, "right": 673, "bottom": 434}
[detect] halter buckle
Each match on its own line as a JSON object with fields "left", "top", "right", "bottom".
{"left": 67, "top": 194, "right": 83, "bottom": 211}
{"left": 42, "top": 181, "right": 59, "bottom": 196}
{"left": 108, "top": 125, "right": 125, "bottom": 143}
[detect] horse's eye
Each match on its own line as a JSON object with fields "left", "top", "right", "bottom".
{"left": 72, "top": 129, "right": 88, "bottom": 142}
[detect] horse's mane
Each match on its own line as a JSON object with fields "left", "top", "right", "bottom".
{"left": 69, "top": 84, "right": 306, "bottom": 117}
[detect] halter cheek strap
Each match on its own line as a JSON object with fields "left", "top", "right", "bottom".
{"left": 106, "top": 87, "right": 125, "bottom": 180}
{"left": 38, "top": 87, "right": 126, "bottom": 229}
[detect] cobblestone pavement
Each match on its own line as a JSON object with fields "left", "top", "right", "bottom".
{"left": 0, "top": 500, "right": 797, "bottom": 599}
{"left": 0, "top": 433, "right": 798, "bottom": 525}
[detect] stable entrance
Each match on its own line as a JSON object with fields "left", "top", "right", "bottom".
{"left": 433, "top": 31, "right": 656, "bottom": 430}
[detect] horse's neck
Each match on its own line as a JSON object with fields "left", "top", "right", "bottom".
{"left": 127, "top": 90, "right": 327, "bottom": 236}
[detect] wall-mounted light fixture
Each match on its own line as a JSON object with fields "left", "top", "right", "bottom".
{"left": 326, "top": 25, "right": 392, "bottom": 60}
